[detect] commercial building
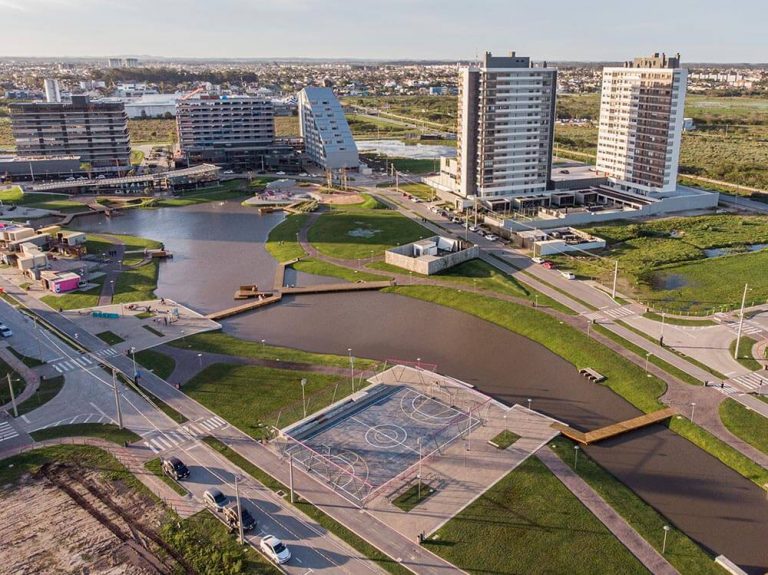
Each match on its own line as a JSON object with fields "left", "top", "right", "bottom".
{"left": 385, "top": 236, "right": 479, "bottom": 275}
{"left": 0, "top": 155, "right": 82, "bottom": 181}
{"left": 298, "top": 87, "right": 359, "bottom": 171}
{"left": 457, "top": 52, "right": 557, "bottom": 200}
{"left": 43, "top": 79, "right": 61, "bottom": 103}
{"left": 176, "top": 95, "right": 294, "bottom": 170}
{"left": 9, "top": 95, "right": 131, "bottom": 173}
{"left": 596, "top": 53, "right": 687, "bottom": 195}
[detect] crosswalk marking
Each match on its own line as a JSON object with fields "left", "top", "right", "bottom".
{"left": 0, "top": 421, "right": 20, "bottom": 442}
{"left": 602, "top": 306, "right": 636, "bottom": 319}
{"left": 199, "top": 419, "right": 215, "bottom": 431}
{"left": 53, "top": 364, "right": 63, "bottom": 373}
{"left": 729, "top": 372, "right": 767, "bottom": 392}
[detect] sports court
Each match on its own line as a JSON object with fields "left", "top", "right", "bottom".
{"left": 277, "top": 370, "right": 490, "bottom": 505}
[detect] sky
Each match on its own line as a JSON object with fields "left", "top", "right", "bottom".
{"left": 0, "top": 0, "right": 765, "bottom": 62}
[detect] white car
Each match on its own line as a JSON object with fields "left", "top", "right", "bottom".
{"left": 468, "top": 226, "right": 479, "bottom": 233}
{"left": 532, "top": 257, "right": 543, "bottom": 264}
{"left": 222, "top": 170, "right": 234, "bottom": 175}
{"left": 485, "top": 234, "right": 499, "bottom": 242}
{"left": 260, "top": 535, "right": 291, "bottom": 564}
{"left": 560, "top": 271, "right": 576, "bottom": 280}
{"left": 0, "top": 324, "right": 12, "bottom": 337}
{"left": 203, "top": 488, "right": 229, "bottom": 512}
{"left": 275, "top": 171, "right": 286, "bottom": 176}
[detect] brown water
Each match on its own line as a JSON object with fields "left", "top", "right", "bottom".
{"left": 74, "top": 203, "right": 768, "bottom": 573}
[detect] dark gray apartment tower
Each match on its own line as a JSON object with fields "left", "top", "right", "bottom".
{"left": 457, "top": 52, "right": 557, "bottom": 200}
{"left": 9, "top": 95, "right": 131, "bottom": 172}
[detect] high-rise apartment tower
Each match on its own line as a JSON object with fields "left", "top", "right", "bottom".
{"left": 457, "top": 52, "right": 557, "bottom": 200}
{"left": 596, "top": 52, "right": 687, "bottom": 195}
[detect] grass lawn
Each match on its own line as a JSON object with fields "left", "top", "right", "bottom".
{"left": 729, "top": 335, "right": 761, "bottom": 371}
{"left": 84, "top": 232, "right": 163, "bottom": 256}
{"left": 160, "top": 510, "right": 281, "bottom": 575}
{"left": 0, "top": 444, "right": 154, "bottom": 496}
{"left": 549, "top": 437, "right": 722, "bottom": 574}
{"left": 96, "top": 330, "right": 125, "bottom": 345}
{"left": 130, "top": 149, "right": 145, "bottom": 166}
{"left": 265, "top": 214, "right": 309, "bottom": 262}
{"left": 142, "top": 325, "right": 164, "bottom": 337}
{"left": 170, "top": 330, "right": 377, "bottom": 370}
{"left": 719, "top": 398, "right": 768, "bottom": 456}
{"left": 399, "top": 183, "right": 437, "bottom": 201}
{"left": 154, "top": 180, "right": 247, "bottom": 207}
{"left": 0, "top": 187, "right": 83, "bottom": 212}
{"left": 16, "top": 375, "right": 65, "bottom": 416}
{"left": 490, "top": 429, "right": 520, "bottom": 449}
{"left": 390, "top": 284, "right": 768, "bottom": 487}
{"left": 145, "top": 457, "right": 188, "bottom": 495}
{"left": 184, "top": 364, "right": 348, "bottom": 439}
{"left": 0, "top": 357, "right": 24, "bottom": 407}
{"left": 642, "top": 311, "right": 717, "bottom": 327}
{"left": 309, "top": 201, "right": 431, "bottom": 260}
{"left": 8, "top": 346, "right": 45, "bottom": 367}
{"left": 203, "top": 437, "right": 411, "bottom": 575}
{"left": 426, "top": 456, "right": 648, "bottom": 575}
{"left": 113, "top": 261, "right": 159, "bottom": 304}
{"left": 292, "top": 258, "right": 391, "bottom": 282}
{"left": 41, "top": 278, "right": 104, "bottom": 311}
{"left": 135, "top": 348, "right": 176, "bottom": 380}
{"left": 391, "top": 481, "right": 435, "bottom": 512}
{"left": 29, "top": 423, "right": 140, "bottom": 444}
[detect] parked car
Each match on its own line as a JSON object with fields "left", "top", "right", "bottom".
{"left": 203, "top": 488, "right": 229, "bottom": 512}
{"left": 275, "top": 171, "right": 286, "bottom": 176}
{"left": 222, "top": 170, "right": 234, "bottom": 175}
{"left": 0, "top": 324, "right": 12, "bottom": 337}
{"left": 224, "top": 505, "right": 256, "bottom": 531}
{"left": 541, "top": 261, "right": 555, "bottom": 270}
{"left": 485, "top": 234, "right": 499, "bottom": 241}
{"left": 260, "top": 535, "right": 291, "bottom": 564}
{"left": 560, "top": 271, "right": 576, "bottom": 280}
{"left": 468, "top": 226, "right": 479, "bottom": 233}
{"left": 161, "top": 457, "right": 190, "bottom": 480}
{"left": 532, "top": 257, "right": 544, "bottom": 264}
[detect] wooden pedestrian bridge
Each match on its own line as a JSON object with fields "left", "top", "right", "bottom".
{"left": 206, "top": 258, "right": 395, "bottom": 320}
{"left": 551, "top": 407, "right": 678, "bottom": 445}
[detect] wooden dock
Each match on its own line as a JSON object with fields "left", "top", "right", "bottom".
{"left": 552, "top": 407, "right": 677, "bottom": 445}
{"left": 206, "top": 293, "right": 283, "bottom": 320}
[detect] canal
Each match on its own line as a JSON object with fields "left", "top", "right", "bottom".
{"left": 74, "top": 201, "right": 768, "bottom": 573}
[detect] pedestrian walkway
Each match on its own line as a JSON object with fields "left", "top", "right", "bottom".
{"left": 729, "top": 371, "right": 767, "bottom": 393}
{"left": 599, "top": 305, "right": 637, "bottom": 320}
{"left": 537, "top": 447, "right": 679, "bottom": 575}
{"left": 49, "top": 348, "right": 118, "bottom": 373}
{"left": 0, "top": 420, "right": 20, "bottom": 443}
{"left": 141, "top": 415, "right": 228, "bottom": 454}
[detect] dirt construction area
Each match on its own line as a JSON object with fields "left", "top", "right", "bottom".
{"left": 0, "top": 463, "right": 191, "bottom": 575}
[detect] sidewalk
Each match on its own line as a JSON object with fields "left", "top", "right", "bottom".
{"left": 537, "top": 447, "right": 679, "bottom": 575}
{"left": 0, "top": 345, "right": 41, "bottom": 410}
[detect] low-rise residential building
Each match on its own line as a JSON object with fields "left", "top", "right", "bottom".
{"left": 385, "top": 235, "right": 479, "bottom": 275}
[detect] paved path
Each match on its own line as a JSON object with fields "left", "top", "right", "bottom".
{"left": 97, "top": 239, "right": 125, "bottom": 306}
{"left": 0, "top": 436, "right": 203, "bottom": 518}
{"left": 0, "top": 345, "right": 41, "bottom": 411}
{"left": 537, "top": 446, "right": 679, "bottom": 575}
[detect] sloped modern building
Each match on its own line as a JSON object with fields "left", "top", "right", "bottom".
{"left": 298, "top": 87, "right": 359, "bottom": 171}
{"left": 9, "top": 95, "right": 130, "bottom": 173}
{"left": 596, "top": 52, "right": 687, "bottom": 195}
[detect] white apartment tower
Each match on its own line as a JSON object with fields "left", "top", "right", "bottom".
{"left": 596, "top": 52, "right": 687, "bottom": 195}
{"left": 43, "top": 78, "right": 61, "bottom": 103}
{"left": 457, "top": 52, "right": 557, "bottom": 200}
{"left": 298, "top": 87, "right": 359, "bottom": 171}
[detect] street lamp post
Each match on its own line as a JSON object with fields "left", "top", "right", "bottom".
{"left": 611, "top": 260, "right": 619, "bottom": 299}
{"left": 574, "top": 445, "right": 580, "bottom": 469}
{"left": 197, "top": 353, "right": 203, "bottom": 369}
{"left": 301, "top": 378, "right": 307, "bottom": 418}
{"left": 261, "top": 339, "right": 266, "bottom": 352}
{"left": 690, "top": 402, "right": 696, "bottom": 423}
{"left": 662, "top": 525, "right": 671, "bottom": 554}
{"left": 235, "top": 475, "right": 244, "bottom": 545}
{"left": 348, "top": 348, "right": 355, "bottom": 393}
{"left": 734, "top": 283, "right": 751, "bottom": 360}
{"left": 130, "top": 346, "right": 137, "bottom": 379}
{"left": 6, "top": 373, "right": 18, "bottom": 418}
{"left": 527, "top": 398, "right": 532, "bottom": 411}
{"left": 645, "top": 352, "right": 651, "bottom": 375}
{"left": 112, "top": 368, "right": 123, "bottom": 429}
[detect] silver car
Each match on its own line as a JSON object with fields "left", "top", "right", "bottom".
{"left": 203, "top": 488, "right": 229, "bottom": 512}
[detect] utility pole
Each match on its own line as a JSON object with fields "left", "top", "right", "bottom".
{"left": 348, "top": 349, "right": 355, "bottom": 393}
{"left": 734, "top": 283, "right": 749, "bottom": 360}
{"left": 611, "top": 260, "right": 619, "bottom": 299}
{"left": 112, "top": 369, "right": 123, "bottom": 429}
{"left": 289, "top": 454, "right": 295, "bottom": 503}
{"left": 7, "top": 373, "right": 18, "bottom": 418}
{"left": 301, "top": 378, "right": 307, "bottom": 419}
{"left": 395, "top": 171, "right": 399, "bottom": 193}
{"left": 235, "top": 475, "right": 244, "bottom": 545}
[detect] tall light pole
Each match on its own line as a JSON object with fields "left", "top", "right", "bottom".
{"left": 417, "top": 437, "right": 423, "bottom": 500}
{"left": 574, "top": 445, "right": 580, "bottom": 469}
{"left": 611, "top": 260, "right": 619, "bottom": 299}
{"left": 197, "top": 353, "right": 203, "bottom": 369}
{"left": 734, "top": 283, "right": 750, "bottom": 360}
{"left": 348, "top": 348, "right": 355, "bottom": 393}
{"left": 289, "top": 454, "right": 295, "bottom": 503}
{"left": 112, "top": 368, "right": 123, "bottom": 429}
{"left": 645, "top": 352, "right": 651, "bottom": 375}
{"left": 130, "top": 346, "right": 137, "bottom": 379}
{"left": 6, "top": 373, "right": 18, "bottom": 418}
{"left": 235, "top": 475, "right": 244, "bottom": 545}
{"left": 527, "top": 398, "right": 532, "bottom": 411}
{"left": 301, "top": 378, "right": 307, "bottom": 418}
{"left": 690, "top": 402, "right": 696, "bottom": 423}
{"left": 261, "top": 339, "right": 266, "bottom": 352}
{"left": 662, "top": 525, "right": 671, "bottom": 554}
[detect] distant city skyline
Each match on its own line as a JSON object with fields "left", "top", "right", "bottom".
{"left": 0, "top": 0, "right": 765, "bottom": 62}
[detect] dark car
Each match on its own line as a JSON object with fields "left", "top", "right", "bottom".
{"left": 224, "top": 505, "right": 256, "bottom": 531}
{"left": 161, "top": 456, "right": 190, "bottom": 480}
